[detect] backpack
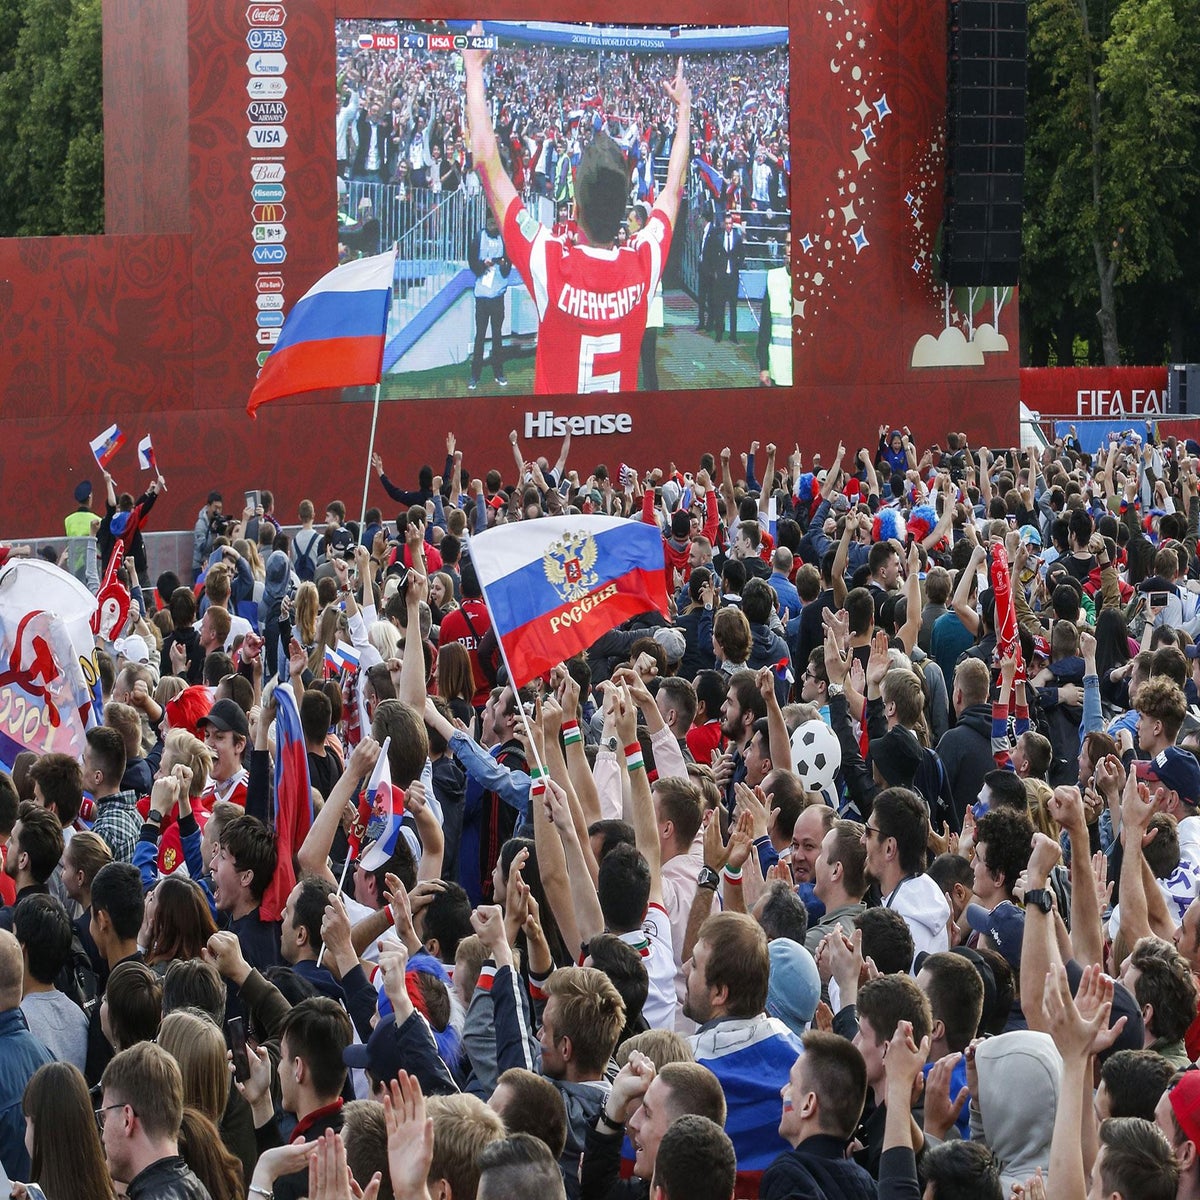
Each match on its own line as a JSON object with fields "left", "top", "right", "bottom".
{"left": 294, "top": 530, "right": 320, "bottom": 582}
{"left": 55, "top": 929, "right": 99, "bottom": 1017}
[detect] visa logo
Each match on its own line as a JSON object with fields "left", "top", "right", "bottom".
{"left": 247, "top": 126, "right": 287, "bottom": 148}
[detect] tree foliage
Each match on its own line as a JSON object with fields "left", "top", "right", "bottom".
{"left": 0, "top": 0, "right": 103, "bottom": 236}
{"left": 1021, "top": 0, "right": 1200, "bottom": 364}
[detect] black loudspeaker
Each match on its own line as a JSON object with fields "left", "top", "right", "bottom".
{"left": 943, "top": 0, "right": 1028, "bottom": 287}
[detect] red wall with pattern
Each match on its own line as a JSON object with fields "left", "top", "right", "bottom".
{"left": 0, "top": 0, "right": 1019, "bottom": 538}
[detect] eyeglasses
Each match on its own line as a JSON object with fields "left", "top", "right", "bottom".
{"left": 95, "top": 1102, "right": 135, "bottom": 1132}
{"left": 863, "top": 824, "right": 885, "bottom": 840}
{"left": 803, "top": 670, "right": 819, "bottom": 682}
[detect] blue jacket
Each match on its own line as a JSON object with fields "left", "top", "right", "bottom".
{"left": 0, "top": 1009, "right": 55, "bottom": 1181}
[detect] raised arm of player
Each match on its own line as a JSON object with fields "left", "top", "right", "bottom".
{"left": 463, "top": 22, "right": 519, "bottom": 229}
{"left": 656, "top": 58, "right": 692, "bottom": 230}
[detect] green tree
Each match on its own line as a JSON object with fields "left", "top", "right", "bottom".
{"left": 1022, "top": 0, "right": 1200, "bottom": 364}
{"left": 0, "top": 0, "right": 103, "bottom": 236}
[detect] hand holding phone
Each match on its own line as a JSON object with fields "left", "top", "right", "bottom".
{"left": 227, "top": 1016, "right": 251, "bottom": 1083}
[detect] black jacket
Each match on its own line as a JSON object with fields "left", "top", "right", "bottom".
{"left": 935, "top": 703, "right": 994, "bottom": 828}
{"left": 761, "top": 1134, "right": 878, "bottom": 1199}
{"left": 127, "top": 1156, "right": 212, "bottom": 1200}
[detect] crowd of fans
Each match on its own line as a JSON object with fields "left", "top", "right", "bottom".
{"left": 5, "top": 419, "right": 1200, "bottom": 1200}
{"left": 334, "top": 21, "right": 789, "bottom": 232}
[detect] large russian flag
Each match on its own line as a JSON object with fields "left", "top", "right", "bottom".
{"left": 469, "top": 516, "right": 668, "bottom": 689}
{"left": 260, "top": 681, "right": 313, "bottom": 922}
{"left": 246, "top": 248, "right": 395, "bottom": 416}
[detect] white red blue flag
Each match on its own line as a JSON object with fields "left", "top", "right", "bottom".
{"left": 89, "top": 423, "right": 125, "bottom": 469}
{"left": 336, "top": 641, "right": 360, "bottom": 672}
{"left": 260, "top": 681, "right": 313, "bottom": 921}
{"left": 324, "top": 644, "right": 345, "bottom": 675}
{"left": 137, "top": 434, "right": 157, "bottom": 472}
{"left": 247, "top": 248, "right": 396, "bottom": 416}
{"left": 468, "top": 515, "right": 668, "bottom": 689}
{"left": 361, "top": 736, "right": 405, "bottom": 872}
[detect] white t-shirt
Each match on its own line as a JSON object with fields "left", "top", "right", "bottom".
{"left": 619, "top": 901, "right": 677, "bottom": 1030}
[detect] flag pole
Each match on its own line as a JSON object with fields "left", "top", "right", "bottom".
{"left": 316, "top": 851, "right": 354, "bottom": 970}
{"left": 470, "top": 548, "right": 551, "bottom": 784}
{"left": 360, "top": 380, "right": 382, "bottom": 534}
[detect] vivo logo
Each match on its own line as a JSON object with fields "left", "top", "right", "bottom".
{"left": 253, "top": 245, "right": 287, "bottom": 264}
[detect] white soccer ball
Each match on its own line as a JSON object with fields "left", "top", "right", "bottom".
{"left": 790, "top": 719, "right": 841, "bottom": 795}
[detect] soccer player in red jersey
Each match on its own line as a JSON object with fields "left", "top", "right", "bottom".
{"left": 464, "top": 24, "right": 691, "bottom": 394}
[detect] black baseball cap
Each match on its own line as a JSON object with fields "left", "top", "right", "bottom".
{"left": 197, "top": 698, "right": 249, "bottom": 739}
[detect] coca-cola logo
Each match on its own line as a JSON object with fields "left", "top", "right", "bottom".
{"left": 246, "top": 4, "right": 286, "bottom": 26}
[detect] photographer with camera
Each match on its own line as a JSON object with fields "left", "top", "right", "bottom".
{"left": 191, "top": 490, "right": 224, "bottom": 582}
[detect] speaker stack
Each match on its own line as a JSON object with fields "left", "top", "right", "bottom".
{"left": 943, "top": 0, "right": 1028, "bottom": 287}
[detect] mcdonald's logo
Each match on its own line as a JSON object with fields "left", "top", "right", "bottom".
{"left": 251, "top": 203, "right": 287, "bottom": 223}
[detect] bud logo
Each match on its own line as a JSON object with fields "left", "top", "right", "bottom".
{"left": 250, "top": 162, "right": 285, "bottom": 183}
{"left": 257, "top": 311, "right": 284, "bottom": 328}
{"left": 247, "top": 100, "right": 287, "bottom": 123}
{"left": 253, "top": 245, "right": 287, "bottom": 264}
{"left": 245, "top": 4, "right": 286, "bottom": 25}
{"left": 256, "top": 293, "right": 284, "bottom": 310}
{"left": 257, "top": 350, "right": 272, "bottom": 366}
{"left": 246, "top": 28, "right": 286, "bottom": 50}
{"left": 247, "top": 77, "right": 287, "bottom": 100}
{"left": 247, "top": 53, "right": 287, "bottom": 74}
{"left": 253, "top": 224, "right": 286, "bottom": 243}
{"left": 251, "top": 183, "right": 285, "bottom": 203}
{"left": 247, "top": 126, "right": 287, "bottom": 148}
{"left": 257, "top": 328, "right": 281, "bottom": 345}
{"left": 428, "top": 33, "right": 453, "bottom": 50}
{"left": 255, "top": 274, "right": 284, "bottom": 292}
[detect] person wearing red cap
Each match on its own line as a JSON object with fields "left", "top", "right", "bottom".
{"left": 1158, "top": 1070, "right": 1200, "bottom": 1199}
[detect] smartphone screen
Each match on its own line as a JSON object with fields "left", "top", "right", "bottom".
{"left": 227, "top": 1016, "right": 251, "bottom": 1083}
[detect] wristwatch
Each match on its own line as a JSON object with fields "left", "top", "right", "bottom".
{"left": 603, "top": 735, "right": 619, "bottom": 753}
{"left": 827, "top": 683, "right": 845, "bottom": 698}
{"left": 1024, "top": 888, "right": 1053, "bottom": 914}
{"left": 697, "top": 866, "right": 720, "bottom": 892}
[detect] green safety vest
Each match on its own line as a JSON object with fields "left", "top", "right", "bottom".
{"left": 766, "top": 267, "right": 792, "bottom": 385}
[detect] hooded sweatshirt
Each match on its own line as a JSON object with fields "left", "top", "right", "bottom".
{"left": 935, "top": 703, "right": 994, "bottom": 828}
{"left": 971, "top": 1030, "right": 1062, "bottom": 1193}
{"left": 882, "top": 872, "right": 951, "bottom": 962}
{"left": 748, "top": 622, "right": 792, "bottom": 705}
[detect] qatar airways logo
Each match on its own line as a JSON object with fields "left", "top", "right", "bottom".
{"left": 524, "top": 411, "right": 633, "bottom": 438}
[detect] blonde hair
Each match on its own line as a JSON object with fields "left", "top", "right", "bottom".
{"left": 426, "top": 1094, "right": 505, "bottom": 1200}
{"left": 162, "top": 729, "right": 214, "bottom": 797}
{"left": 368, "top": 620, "right": 401, "bottom": 661}
{"left": 295, "top": 582, "right": 319, "bottom": 645}
{"left": 157, "top": 1010, "right": 228, "bottom": 1124}
{"left": 545, "top": 966, "right": 625, "bottom": 1075}
{"left": 1024, "top": 777, "right": 1059, "bottom": 838}
{"left": 615, "top": 1028, "right": 695, "bottom": 1070}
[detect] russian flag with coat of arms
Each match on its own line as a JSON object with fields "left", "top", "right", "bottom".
{"left": 360, "top": 736, "right": 405, "bottom": 872}
{"left": 468, "top": 516, "right": 668, "bottom": 689}
{"left": 247, "top": 248, "right": 395, "bottom": 416}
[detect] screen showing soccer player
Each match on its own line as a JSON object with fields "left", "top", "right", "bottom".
{"left": 335, "top": 20, "right": 792, "bottom": 397}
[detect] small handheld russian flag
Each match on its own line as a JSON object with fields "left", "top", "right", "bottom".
{"left": 324, "top": 645, "right": 345, "bottom": 676}
{"left": 336, "top": 641, "right": 360, "bottom": 672}
{"left": 137, "top": 434, "right": 157, "bottom": 472}
{"left": 360, "top": 736, "right": 405, "bottom": 872}
{"left": 774, "top": 657, "right": 794, "bottom": 685}
{"left": 89, "top": 423, "right": 126, "bottom": 470}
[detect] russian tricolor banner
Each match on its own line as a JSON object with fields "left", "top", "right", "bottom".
{"left": 90, "top": 423, "right": 125, "bottom": 469}
{"left": 137, "top": 434, "right": 157, "bottom": 472}
{"left": 260, "top": 681, "right": 313, "bottom": 921}
{"left": 469, "top": 516, "right": 669, "bottom": 689}
{"left": 246, "top": 248, "right": 396, "bottom": 416}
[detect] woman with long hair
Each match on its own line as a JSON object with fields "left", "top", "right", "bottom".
{"left": 17, "top": 1061, "right": 114, "bottom": 1200}
{"left": 234, "top": 537, "right": 265, "bottom": 583}
{"left": 1094, "top": 606, "right": 1135, "bottom": 709}
{"left": 156, "top": 1010, "right": 227, "bottom": 1124}
{"left": 309, "top": 604, "right": 350, "bottom": 675}
{"left": 428, "top": 571, "right": 458, "bottom": 625}
{"left": 178, "top": 1108, "right": 244, "bottom": 1200}
{"left": 436, "top": 639, "right": 475, "bottom": 726}
{"left": 143, "top": 876, "right": 218, "bottom": 971}
{"left": 294, "top": 580, "right": 320, "bottom": 650}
